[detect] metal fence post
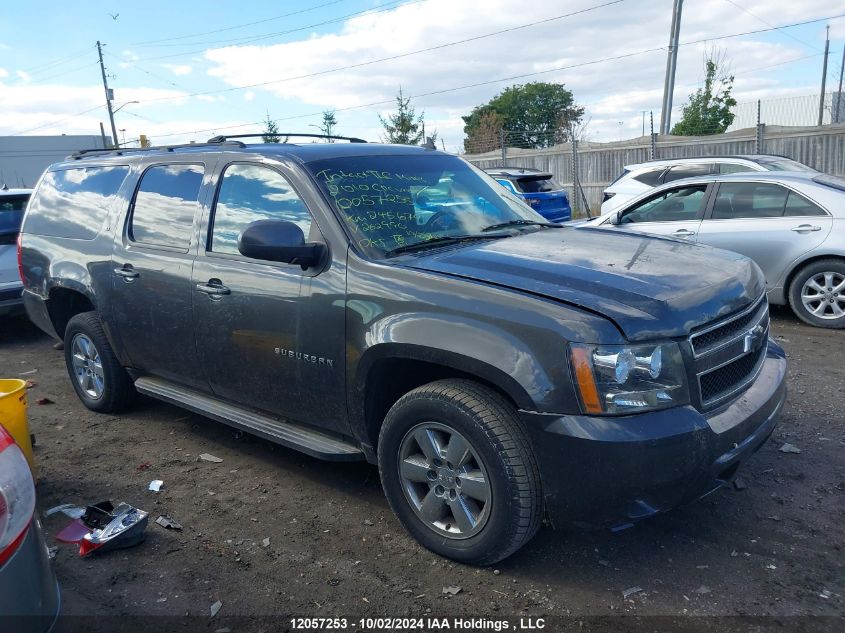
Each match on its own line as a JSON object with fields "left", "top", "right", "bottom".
{"left": 571, "top": 139, "right": 579, "bottom": 218}
{"left": 755, "top": 100, "right": 765, "bottom": 153}
{"left": 649, "top": 111, "right": 657, "bottom": 159}
{"left": 500, "top": 129, "right": 507, "bottom": 166}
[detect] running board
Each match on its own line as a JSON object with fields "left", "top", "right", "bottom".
{"left": 134, "top": 377, "right": 364, "bottom": 462}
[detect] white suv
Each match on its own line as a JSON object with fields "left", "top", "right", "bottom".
{"left": 601, "top": 155, "right": 816, "bottom": 215}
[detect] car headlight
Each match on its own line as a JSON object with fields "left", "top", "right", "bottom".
{"left": 568, "top": 342, "right": 689, "bottom": 415}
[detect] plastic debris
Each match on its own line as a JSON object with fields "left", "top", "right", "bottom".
{"left": 779, "top": 443, "right": 801, "bottom": 454}
{"left": 210, "top": 600, "right": 223, "bottom": 617}
{"left": 732, "top": 477, "right": 747, "bottom": 490}
{"left": 55, "top": 520, "right": 90, "bottom": 543}
{"left": 199, "top": 453, "right": 223, "bottom": 463}
{"left": 442, "top": 586, "right": 462, "bottom": 596}
{"left": 45, "top": 503, "right": 86, "bottom": 519}
{"left": 155, "top": 515, "right": 183, "bottom": 531}
{"left": 148, "top": 480, "right": 164, "bottom": 492}
{"left": 819, "top": 589, "right": 832, "bottom": 599}
{"left": 47, "top": 546, "right": 58, "bottom": 559}
{"left": 262, "top": 537, "right": 271, "bottom": 547}
{"left": 19, "top": 369, "right": 38, "bottom": 376}
{"left": 78, "top": 501, "right": 149, "bottom": 557}
{"left": 695, "top": 585, "right": 711, "bottom": 594}
{"left": 623, "top": 586, "right": 643, "bottom": 599}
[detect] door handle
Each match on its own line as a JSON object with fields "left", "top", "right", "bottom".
{"left": 791, "top": 224, "right": 821, "bottom": 233}
{"left": 113, "top": 266, "right": 139, "bottom": 280}
{"left": 196, "top": 281, "right": 231, "bottom": 296}
{"left": 673, "top": 229, "right": 696, "bottom": 237}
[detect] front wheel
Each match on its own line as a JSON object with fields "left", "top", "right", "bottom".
{"left": 378, "top": 379, "right": 543, "bottom": 565}
{"left": 788, "top": 259, "right": 845, "bottom": 329}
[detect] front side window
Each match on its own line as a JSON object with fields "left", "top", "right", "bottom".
{"left": 130, "top": 164, "right": 203, "bottom": 249}
{"left": 210, "top": 164, "right": 312, "bottom": 256}
{"left": 306, "top": 154, "right": 545, "bottom": 257}
{"left": 23, "top": 166, "right": 129, "bottom": 240}
{"left": 619, "top": 185, "right": 708, "bottom": 224}
{"left": 711, "top": 182, "right": 789, "bottom": 219}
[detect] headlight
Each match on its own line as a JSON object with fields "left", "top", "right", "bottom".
{"left": 568, "top": 342, "right": 689, "bottom": 415}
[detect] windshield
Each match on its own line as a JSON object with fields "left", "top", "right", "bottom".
{"left": 307, "top": 154, "right": 547, "bottom": 257}
{"left": 0, "top": 194, "right": 29, "bottom": 238}
{"left": 758, "top": 158, "right": 816, "bottom": 172}
{"left": 515, "top": 176, "right": 561, "bottom": 193}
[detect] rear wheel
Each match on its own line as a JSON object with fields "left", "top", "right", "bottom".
{"left": 788, "top": 259, "right": 845, "bottom": 329}
{"left": 64, "top": 312, "right": 136, "bottom": 412}
{"left": 378, "top": 379, "right": 542, "bottom": 565}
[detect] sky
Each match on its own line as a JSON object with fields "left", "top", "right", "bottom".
{"left": 1, "top": 0, "right": 844, "bottom": 152}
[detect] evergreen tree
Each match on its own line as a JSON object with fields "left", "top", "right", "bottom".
{"left": 379, "top": 88, "right": 426, "bottom": 145}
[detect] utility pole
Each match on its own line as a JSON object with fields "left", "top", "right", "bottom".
{"left": 836, "top": 45, "right": 845, "bottom": 124}
{"left": 97, "top": 41, "right": 119, "bottom": 147}
{"left": 659, "top": 0, "right": 684, "bottom": 135}
{"left": 818, "top": 26, "right": 830, "bottom": 126}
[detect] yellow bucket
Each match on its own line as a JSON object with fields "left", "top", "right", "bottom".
{"left": 0, "top": 379, "right": 35, "bottom": 474}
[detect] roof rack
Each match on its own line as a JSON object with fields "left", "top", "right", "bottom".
{"left": 68, "top": 139, "right": 246, "bottom": 160}
{"left": 206, "top": 133, "right": 368, "bottom": 144}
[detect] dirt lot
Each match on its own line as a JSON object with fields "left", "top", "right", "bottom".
{"left": 1, "top": 307, "right": 842, "bottom": 631}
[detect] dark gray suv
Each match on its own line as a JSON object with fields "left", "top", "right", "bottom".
{"left": 19, "top": 137, "right": 787, "bottom": 564}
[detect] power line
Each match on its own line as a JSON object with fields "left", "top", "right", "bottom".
{"left": 7, "top": 105, "right": 105, "bottom": 136}
{"left": 133, "top": 0, "right": 627, "bottom": 104}
{"left": 133, "top": 0, "right": 351, "bottom": 45}
{"left": 18, "top": 45, "right": 96, "bottom": 76}
{"left": 722, "top": 0, "right": 822, "bottom": 52}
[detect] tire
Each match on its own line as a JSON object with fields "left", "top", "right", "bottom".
{"left": 64, "top": 311, "right": 136, "bottom": 412}
{"left": 378, "top": 379, "right": 542, "bottom": 565}
{"left": 787, "top": 259, "right": 845, "bottom": 329}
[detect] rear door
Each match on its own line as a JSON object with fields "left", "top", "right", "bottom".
{"left": 611, "top": 182, "right": 712, "bottom": 239}
{"left": 696, "top": 181, "right": 833, "bottom": 288}
{"left": 110, "top": 162, "right": 209, "bottom": 389}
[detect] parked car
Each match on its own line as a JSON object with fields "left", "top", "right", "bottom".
{"left": 585, "top": 171, "right": 845, "bottom": 328}
{"left": 484, "top": 167, "right": 572, "bottom": 222}
{"left": 20, "top": 137, "right": 786, "bottom": 564}
{"left": 0, "top": 425, "right": 61, "bottom": 632}
{"left": 0, "top": 187, "right": 31, "bottom": 317}
{"left": 601, "top": 155, "right": 816, "bottom": 215}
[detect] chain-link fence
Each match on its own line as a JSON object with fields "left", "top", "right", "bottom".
{"left": 465, "top": 92, "right": 845, "bottom": 218}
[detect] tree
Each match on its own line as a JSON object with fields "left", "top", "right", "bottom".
{"left": 462, "top": 82, "right": 584, "bottom": 150}
{"left": 262, "top": 112, "right": 281, "bottom": 143}
{"left": 671, "top": 57, "right": 737, "bottom": 136}
{"left": 319, "top": 110, "right": 337, "bottom": 140}
{"left": 379, "top": 88, "right": 426, "bottom": 145}
{"left": 463, "top": 108, "right": 503, "bottom": 153}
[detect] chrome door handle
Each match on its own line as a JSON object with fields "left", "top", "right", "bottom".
{"left": 673, "top": 229, "right": 696, "bottom": 237}
{"left": 195, "top": 282, "right": 230, "bottom": 296}
{"left": 113, "top": 267, "right": 139, "bottom": 280}
{"left": 791, "top": 224, "right": 821, "bottom": 233}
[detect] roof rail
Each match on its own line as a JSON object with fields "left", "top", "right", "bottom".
{"left": 206, "top": 133, "right": 368, "bottom": 144}
{"left": 68, "top": 139, "right": 247, "bottom": 160}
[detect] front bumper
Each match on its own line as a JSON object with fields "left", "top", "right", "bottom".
{"left": 0, "top": 517, "right": 61, "bottom": 632}
{"left": 521, "top": 341, "right": 787, "bottom": 529}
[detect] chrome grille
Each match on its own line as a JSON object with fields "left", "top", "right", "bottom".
{"left": 690, "top": 296, "right": 769, "bottom": 409}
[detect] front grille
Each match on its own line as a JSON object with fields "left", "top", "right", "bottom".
{"left": 689, "top": 295, "right": 770, "bottom": 410}
{"left": 699, "top": 344, "right": 766, "bottom": 404}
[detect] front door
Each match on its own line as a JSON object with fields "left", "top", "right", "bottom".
{"left": 696, "top": 181, "right": 833, "bottom": 289}
{"left": 110, "top": 162, "right": 207, "bottom": 389}
{"left": 612, "top": 182, "right": 711, "bottom": 240}
{"left": 192, "top": 161, "right": 347, "bottom": 431}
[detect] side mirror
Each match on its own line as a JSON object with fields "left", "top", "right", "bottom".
{"left": 238, "top": 220, "right": 326, "bottom": 269}
{"left": 609, "top": 211, "right": 622, "bottom": 226}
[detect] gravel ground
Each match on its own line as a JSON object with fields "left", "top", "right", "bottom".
{"left": 1, "top": 307, "right": 842, "bottom": 632}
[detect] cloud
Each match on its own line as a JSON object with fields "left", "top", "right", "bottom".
{"left": 0, "top": 68, "right": 7, "bottom": 79}
{"left": 244, "top": 90, "right": 255, "bottom": 102}
{"left": 163, "top": 63, "right": 193, "bottom": 76}
{"left": 16, "top": 70, "right": 30, "bottom": 82}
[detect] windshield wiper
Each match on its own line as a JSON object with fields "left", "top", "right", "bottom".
{"left": 383, "top": 234, "right": 502, "bottom": 257}
{"left": 481, "top": 219, "right": 563, "bottom": 232}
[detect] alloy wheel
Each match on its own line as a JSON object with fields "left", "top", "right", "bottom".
{"left": 801, "top": 271, "right": 845, "bottom": 320}
{"left": 71, "top": 333, "right": 105, "bottom": 399}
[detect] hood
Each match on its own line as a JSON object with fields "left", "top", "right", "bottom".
{"left": 403, "top": 227, "right": 764, "bottom": 341}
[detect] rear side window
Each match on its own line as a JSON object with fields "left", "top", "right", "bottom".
{"left": 784, "top": 191, "right": 826, "bottom": 217}
{"left": 0, "top": 194, "right": 29, "bottom": 241}
{"left": 662, "top": 164, "right": 712, "bottom": 183}
{"left": 711, "top": 182, "right": 788, "bottom": 219}
{"left": 24, "top": 167, "right": 129, "bottom": 240}
{"left": 130, "top": 164, "right": 203, "bottom": 249}
{"left": 632, "top": 168, "right": 665, "bottom": 186}
{"left": 210, "top": 164, "right": 312, "bottom": 256}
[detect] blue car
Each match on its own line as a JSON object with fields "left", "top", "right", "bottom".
{"left": 485, "top": 168, "right": 572, "bottom": 222}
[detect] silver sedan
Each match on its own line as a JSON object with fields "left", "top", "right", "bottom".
{"left": 582, "top": 171, "right": 845, "bottom": 328}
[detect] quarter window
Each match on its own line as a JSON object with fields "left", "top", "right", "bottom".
{"left": 130, "top": 164, "right": 204, "bottom": 249}
{"left": 784, "top": 191, "right": 826, "bottom": 217}
{"left": 210, "top": 164, "right": 312, "bottom": 256}
{"left": 619, "top": 185, "right": 708, "bottom": 224}
{"left": 711, "top": 182, "right": 789, "bottom": 219}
